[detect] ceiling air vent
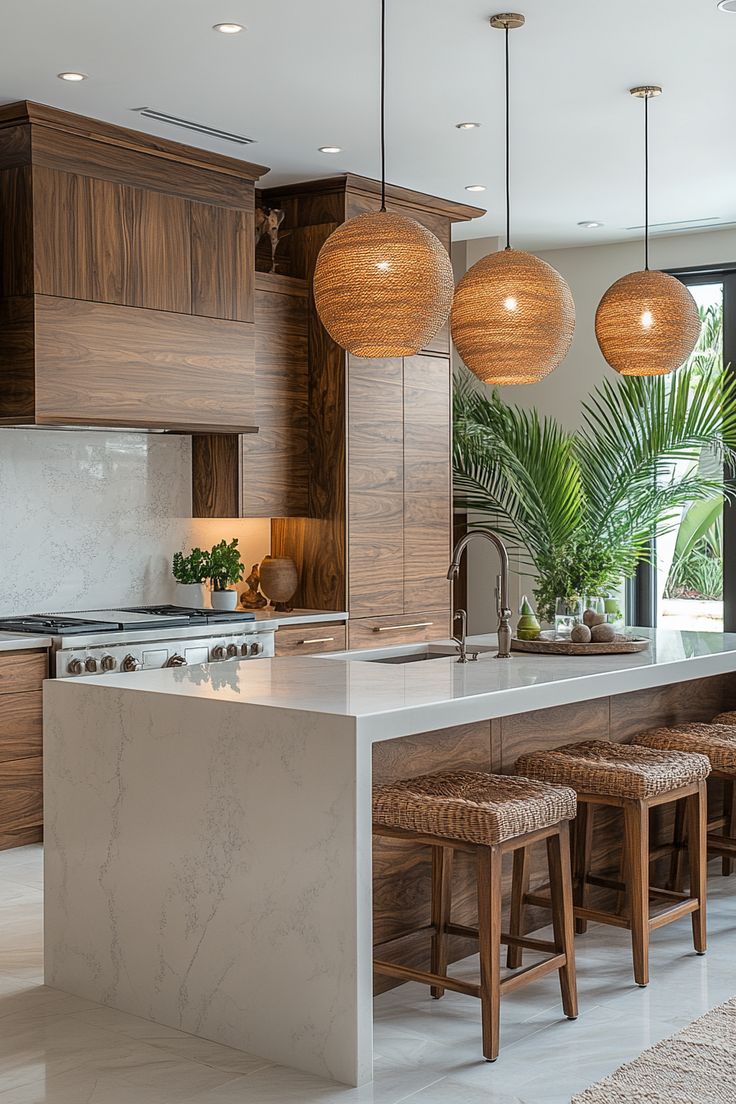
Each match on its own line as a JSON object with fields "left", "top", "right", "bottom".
{"left": 133, "top": 107, "right": 256, "bottom": 146}
{"left": 624, "top": 216, "right": 726, "bottom": 235}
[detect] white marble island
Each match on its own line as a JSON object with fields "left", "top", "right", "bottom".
{"left": 43, "top": 628, "right": 736, "bottom": 1086}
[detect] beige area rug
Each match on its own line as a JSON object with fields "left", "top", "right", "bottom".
{"left": 572, "top": 997, "right": 736, "bottom": 1103}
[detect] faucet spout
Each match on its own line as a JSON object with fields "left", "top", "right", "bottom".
{"left": 447, "top": 529, "right": 512, "bottom": 659}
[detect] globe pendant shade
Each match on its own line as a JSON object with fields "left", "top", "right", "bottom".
{"left": 313, "top": 210, "right": 454, "bottom": 357}
{"left": 595, "top": 269, "right": 700, "bottom": 377}
{"left": 450, "top": 248, "right": 576, "bottom": 385}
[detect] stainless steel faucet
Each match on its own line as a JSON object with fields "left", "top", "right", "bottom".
{"left": 451, "top": 608, "right": 480, "bottom": 664}
{"left": 447, "top": 529, "right": 513, "bottom": 659}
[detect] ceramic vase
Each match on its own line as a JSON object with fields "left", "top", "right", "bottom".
{"left": 176, "top": 582, "right": 208, "bottom": 609}
{"left": 211, "top": 589, "right": 239, "bottom": 611}
{"left": 259, "top": 556, "right": 298, "bottom": 612}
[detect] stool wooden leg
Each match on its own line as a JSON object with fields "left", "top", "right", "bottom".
{"left": 723, "top": 781, "right": 736, "bottom": 877}
{"left": 624, "top": 799, "right": 650, "bottom": 987}
{"left": 506, "top": 844, "right": 529, "bottom": 969}
{"left": 668, "top": 798, "right": 686, "bottom": 893}
{"left": 547, "top": 822, "right": 578, "bottom": 1020}
{"left": 430, "top": 845, "right": 454, "bottom": 998}
{"left": 687, "top": 781, "right": 707, "bottom": 956}
{"left": 573, "top": 802, "right": 593, "bottom": 935}
{"left": 477, "top": 846, "right": 502, "bottom": 1062}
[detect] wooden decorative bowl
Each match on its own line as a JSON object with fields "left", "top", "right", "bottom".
{"left": 511, "top": 631, "right": 650, "bottom": 657}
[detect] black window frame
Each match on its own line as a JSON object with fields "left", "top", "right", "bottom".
{"left": 629, "top": 262, "right": 736, "bottom": 630}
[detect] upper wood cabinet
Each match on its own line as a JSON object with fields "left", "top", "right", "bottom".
{"left": 0, "top": 101, "right": 266, "bottom": 432}
{"left": 265, "top": 175, "right": 483, "bottom": 631}
{"left": 347, "top": 354, "right": 452, "bottom": 620}
{"left": 192, "top": 273, "right": 309, "bottom": 516}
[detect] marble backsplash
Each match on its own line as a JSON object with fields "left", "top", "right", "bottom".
{"left": 0, "top": 429, "right": 271, "bottom": 616}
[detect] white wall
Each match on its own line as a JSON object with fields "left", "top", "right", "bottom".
{"left": 458, "top": 226, "right": 736, "bottom": 631}
{"left": 0, "top": 430, "right": 270, "bottom": 616}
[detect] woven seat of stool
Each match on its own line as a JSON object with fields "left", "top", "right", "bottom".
{"left": 713, "top": 711, "right": 736, "bottom": 728}
{"left": 372, "top": 770, "right": 576, "bottom": 846}
{"left": 635, "top": 723, "right": 736, "bottom": 775}
{"left": 515, "top": 740, "right": 710, "bottom": 800}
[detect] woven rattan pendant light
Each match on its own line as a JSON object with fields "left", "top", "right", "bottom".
{"left": 312, "top": 0, "right": 453, "bottom": 358}
{"left": 595, "top": 87, "right": 699, "bottom": 377}
{"left": 451, "top": 13, "right": 575, "bottom": 385}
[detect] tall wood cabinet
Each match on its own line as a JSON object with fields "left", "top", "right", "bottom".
{"left": 0, "top": 101, "right": 266, "bottom": 432}
{"left": 263, "top": 175, "right": 483, "bottom": 645}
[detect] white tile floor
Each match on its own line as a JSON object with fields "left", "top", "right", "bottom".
{"left": 1, "top": 844, "right": 734, "bottom": 1103}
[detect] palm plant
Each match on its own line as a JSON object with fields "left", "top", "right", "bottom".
{"left": 453, "top": 366, "right": 736, "bottom": 622}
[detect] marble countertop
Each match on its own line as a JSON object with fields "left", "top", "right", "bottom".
{"left": 0, "top": 632, "right": 52, "bottom": 653}
{"left": 59, "top": 627, "right": 736, "bottom": 741}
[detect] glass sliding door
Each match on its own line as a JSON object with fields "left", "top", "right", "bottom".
{"left": 634, "top": 262, "right": 736, "bottom": 633}
{"left": 657, "top": 280, "right": 724, "bottom": 631}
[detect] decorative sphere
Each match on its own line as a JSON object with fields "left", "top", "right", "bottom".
{"left": 595, "top": 270, "right": 700, "bottom": 376}
{"left": 450, "top": 248, "right": 575, "bottom": 384}
{"left": 570, "top": 624, "right": 592, "bottom": 644}
{"left": 313, "top": 210, "right": 454, "bottom": 357}
{"left": 590, "top": 623, "right": 617, "bottom": 643}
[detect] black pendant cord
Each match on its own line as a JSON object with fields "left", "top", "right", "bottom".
{"left": 644, "top": 92, "right": 649, "bottom": 271}
{"left": 380, "top": 0, "right": 387, "bottom": 211}
{"left": 504, "top": 24, "right": 511, "bottom": 250}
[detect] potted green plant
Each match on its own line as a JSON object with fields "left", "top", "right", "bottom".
{"left": 208, "top": 539, "right": 245, "bottom": 610}
{"left": 453, "top": 365, "right": 736, "bottom": 625}
{"left": 172, "top": 547, "right": 210, "bottom": 608}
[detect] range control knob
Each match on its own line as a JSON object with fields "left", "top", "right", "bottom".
{"left": 67, "top": 657, "right": 83, "bottom": 676}
{"left": 101, "top": 655, "right": 116, "bottom": 672}
{"left": 166, "top": 654, "right": 187, "bottom": 668}
{"left": 226, "top": 643, "right": 239, "bottom": 658}
{"left": 240, "top": 642, "right": 250, "bottom": 656}
{"left": 121, "top": 654, "right": 141, "bottom": 672}
{"left": 250, "top": 640, "right": 264, "bottom": 657}
{"left": 211, "top": 645, "right": 228, "bottom": 661}
{"left": 84, "top": 657, "right": 98, "bottom": 673}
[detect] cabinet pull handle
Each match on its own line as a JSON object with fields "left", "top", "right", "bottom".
{"left": 296, "top": 637, "right": 336, "bottom": 646}
{"left": 372, "top": 622, "right": 434, "bottom": 633}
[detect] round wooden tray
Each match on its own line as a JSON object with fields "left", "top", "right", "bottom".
{"left": 511, "top": 631, "right": 650, "bottom": 656}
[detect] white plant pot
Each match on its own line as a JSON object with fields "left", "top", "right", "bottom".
{"left": 211, "top": 589, "right": 238, "bottom": 611}
{"left": 175, "top": 582, "right": 208, "bottom": 609}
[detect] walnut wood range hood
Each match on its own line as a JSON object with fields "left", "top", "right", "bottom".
{"left": 0, "top": 102, "right": 268, "bottom": 433}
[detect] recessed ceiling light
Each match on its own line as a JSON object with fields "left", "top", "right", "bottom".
{"left": 212, "top": 22, "right": 244, "bottom": 33}
{"left": 465, "top": 184, "right": 486, "bottom": 192}
{"left": 456, "top": 121, "right": 481, "bottom": 130}
{"left": 718, "top": 1, "right": 736, "bottom": 12}
{"left": 318, "top": 146, "right": 342, "bottom": 154}
{"left": 57, "top": 71, "right": 87, "bottom": 81}
{"left": 578, "top": 220, "right": 604, "bottom": 228}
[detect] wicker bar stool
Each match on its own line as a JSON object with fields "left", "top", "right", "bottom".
{"left": 512, "top": 741, "right": 710, "bottom": 988}
{"left": 373, "top": 770, "right": 578, "bottom": 1063}
{"left": 633, "top": 720, "right": 736, "bottom": 884}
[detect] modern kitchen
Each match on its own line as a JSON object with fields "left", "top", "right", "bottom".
{"left": 2, "top": 2, "right": 736, "bottom": 1103}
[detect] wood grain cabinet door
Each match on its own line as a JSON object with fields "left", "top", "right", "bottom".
{"left": 33, "top": 167, "right": 131, "bottom": 304}
{"left": 402, "top": 355, "right": 452, "bottom": 614}
{"left": 129, "top": 189, "right": 191, "bottom": 314}
{"left": 347, "top": 357, "right": 404, "bottom": 617}
{"left": 191, "top": 202, "right": 254, "bottom": 322}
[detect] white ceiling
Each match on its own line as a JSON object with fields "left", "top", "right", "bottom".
{"left": 2, "top": 0, "right": 735, "bottom": 249}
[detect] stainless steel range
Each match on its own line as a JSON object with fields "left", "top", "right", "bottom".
{"left": 0, "top": 605, "right": 275, "bottom": 678}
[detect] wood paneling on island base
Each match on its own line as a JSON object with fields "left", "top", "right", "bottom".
{"left": 372, "top": 673, "right": 736, "bottom": 994}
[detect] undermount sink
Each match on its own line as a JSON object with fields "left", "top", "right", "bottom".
{"left": 354, "top": 643, "right": 497, "bottom": 664}
{"left": 368, "top": 647, "right": 459, "bottom": 665}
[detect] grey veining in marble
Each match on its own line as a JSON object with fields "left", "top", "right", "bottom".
{"left": 0, "top": 429, "right": 270, "bottom": 615}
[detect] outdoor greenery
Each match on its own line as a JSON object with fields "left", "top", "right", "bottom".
{"left": 453, "top": 358, "right": 736, "bottom": 623}
{"left": 663, "top": 300, "right": 726, "bottom": 602}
